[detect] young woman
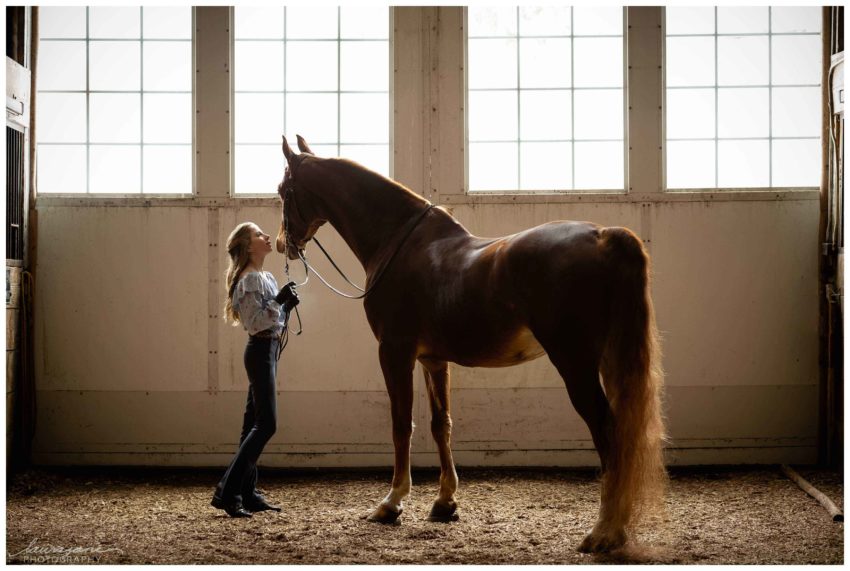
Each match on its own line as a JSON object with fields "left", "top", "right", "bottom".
{"left": 212, "top": 222, "right": 299, "bottom": 518}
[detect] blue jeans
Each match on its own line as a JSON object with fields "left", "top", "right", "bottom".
{"left": 214, "top": 336, "right": 278, "bottom": 504}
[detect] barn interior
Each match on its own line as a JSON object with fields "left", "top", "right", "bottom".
{"left": 5, "top": 5, "right": 844, "bottom": 564}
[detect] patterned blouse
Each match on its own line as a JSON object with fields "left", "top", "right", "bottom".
{"left": 233, "top": 271, "right": 286, "bottom": 336}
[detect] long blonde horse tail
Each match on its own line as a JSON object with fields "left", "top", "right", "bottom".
{"left": 599, "top": 226, "right": 668, "bottom": 537}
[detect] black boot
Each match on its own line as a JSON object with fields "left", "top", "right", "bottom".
{"left": 211, "top": 495, "right": 253, "bottom": 518}
{"left": 243, "top": 493, "right": 282, "bottom": 513}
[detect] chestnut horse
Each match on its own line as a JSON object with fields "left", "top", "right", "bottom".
{"left": 276, "top": 135, "right": 666, "bottom": 553}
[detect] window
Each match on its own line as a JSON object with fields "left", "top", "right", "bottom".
{"left": 233, "top": 7, "right": 390, "bottom": 194}
{"left": 467, "top": 7, "right": 624, "bottom": 192}
{"left": 666, "top": 6, "right": 822, "bottom": 189}
{"left": 37, "top": 7, "right": 193, "bottom": 194}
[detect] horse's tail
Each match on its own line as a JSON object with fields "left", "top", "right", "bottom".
{"left": 598, "top": 226, "right": 667, "bottom": 535}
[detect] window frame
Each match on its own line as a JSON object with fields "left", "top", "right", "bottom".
{"left": 229, "top": 5, "right": 393, "bottom": 198}
{"left": 664, "top": 6, "right": 823, "bottom": 192}
{"left": 35, "top": 6, "right": 196, "bottom": 198}
{"left": 33, "top": 6, "right": 820, "bottom": 210}
{"left": 441, "top": 5, "right": 821, "bottom": 206}
{"left": 464, "top": 6, "right": 628, "bottom": 195}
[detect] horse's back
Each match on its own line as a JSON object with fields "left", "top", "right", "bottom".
{"left": 368, "top": 213, "right": 647, "bottom": 366}
{"left": 409, "top": 220, "right": 626, "bottom": 363}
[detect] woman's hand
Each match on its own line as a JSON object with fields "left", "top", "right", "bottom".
{"left": 274, "top": 282, "right": 299, "bottom": 312}
{"left": 282, "top": 294, "right": 299, "bottom": 313}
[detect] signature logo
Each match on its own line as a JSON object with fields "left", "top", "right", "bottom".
{"left": 9, "top": 538, "right": 124, "bottom": 563}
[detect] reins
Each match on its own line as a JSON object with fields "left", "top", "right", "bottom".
{"left": 274, "top": 305, "right": 299, "bottom": 361}
{"left": 298, "top": 204, "right": 434, "bottom": 300}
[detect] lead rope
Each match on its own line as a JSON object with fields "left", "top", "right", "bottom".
{"left": 276, "top": 255, "right": 308, "bottom": 361}
{"left": 275, "top": 305, "right": 301, "bottom": 362}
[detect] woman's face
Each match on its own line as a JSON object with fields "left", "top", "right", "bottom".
{"left": 247, "top": 225, "right": 273, "bottom": 256}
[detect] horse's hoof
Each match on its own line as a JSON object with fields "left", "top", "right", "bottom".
{"left": 577, "top": 534, "right": 598, "bottom": 553}
{"left": 577, "top": 529, "right": 626, "bottom": 553}
{"left": 427, "top": 500, "right": 459, "bottom": 523}
{"left": 367, "top": 503, "right": 403, "bottom": 525}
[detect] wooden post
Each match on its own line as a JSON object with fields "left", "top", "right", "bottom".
{"left": 781, "top": 464, "right": 844, "bottom": 522}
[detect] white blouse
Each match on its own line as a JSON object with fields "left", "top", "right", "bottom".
{"left": 232, "top": 271, "right": 286, "bottom": 336}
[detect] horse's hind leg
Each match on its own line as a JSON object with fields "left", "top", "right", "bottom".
{"left": 367, "top": 342, "right": 415, "bottom": 524}
{"left": 420, "top": 358, "right": 459, "bottom": 522}
{"left": 546, "top": 349, "right": 624, "bottom": 553}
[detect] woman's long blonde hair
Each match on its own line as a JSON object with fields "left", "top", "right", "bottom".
{"left": 223, "top": 222, "right": 256, "bottom": 325}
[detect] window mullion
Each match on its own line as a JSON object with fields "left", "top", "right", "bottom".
{"left": 570, "top": 6, "right": 575, "bottom": 191}
{"left": 516, "top": 6, "right": 521, "bottom": 190}
{"left": 768, "top": 6, "right": 773, "bottom": 187}
{"left": 283, "top": 8, "right": 287, "bottom": 137}
{"left": 140, "top": 6, "right": 144, "bottom": 194}
{"left": 714, "top": 7, "right": 719, "bottom": 188}
{"left": 86, "top": 7, "right": 91, "bottom": 194}
{"left": 337, "top": 7, "right": 341, "bottom": 157}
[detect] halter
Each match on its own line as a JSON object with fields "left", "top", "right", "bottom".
{"left": 281, "top": 153, "right": 310, "bottom": 287}
{"left": 275, "top": 152, "right": 310, "bottom": 358}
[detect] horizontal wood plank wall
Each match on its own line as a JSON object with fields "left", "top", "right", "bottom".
{"left": 31, "top": 7, "right": 819, "bottom": 467}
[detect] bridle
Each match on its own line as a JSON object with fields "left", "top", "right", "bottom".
{"left": 301, "top": 203, "right": 434, "bottom": 300}
{"left": 280, "top": 155, "right": 434, "bottom": 301}
{"left": 276, "top": 153, "right": 433, "bottom": 360}
{"left": 281, "top": 153, "right": 311, "bottom": 285}
{"left": 274, "top": 152, "right": 310, "bottom": 357}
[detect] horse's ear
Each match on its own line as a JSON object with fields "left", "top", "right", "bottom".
{"left": 296, "top": 134, "right": 314, "bottom": 155}
{"left": 282, "top": 135, "right": 295, "bottom": 163}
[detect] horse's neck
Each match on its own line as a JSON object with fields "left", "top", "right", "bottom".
{"left": 310, "top": 170, "right": 425, "bottom": 272}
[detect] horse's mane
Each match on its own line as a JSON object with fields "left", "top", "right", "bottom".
{"left": 323, "top": 156, "right": 429, "bottom": 206}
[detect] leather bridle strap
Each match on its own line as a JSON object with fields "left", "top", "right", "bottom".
{"left": 300, "top": 203, "right": 435, "bottom": 300}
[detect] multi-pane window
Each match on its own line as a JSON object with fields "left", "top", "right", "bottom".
{"left": 467, "top": 7, "right": 624, "bottom": 192}
{"left": 233, "top": 7, "right": 390, "bottom": 194}
{"left": 666, "top": 7, "right": 822, "bottom": 189}
{"left": 37, "top": 7, "right": 193, "bottom": 194}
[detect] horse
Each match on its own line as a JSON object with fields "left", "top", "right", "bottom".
{"left": 275, "top": 135, "right": 667, "bottom": 553}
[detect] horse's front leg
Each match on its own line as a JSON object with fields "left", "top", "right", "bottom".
{"left": 367, "top": 342, "right": 416, "bottom": 524}
{"left": 420, "top": 358, "right": 459, "bottom": 522}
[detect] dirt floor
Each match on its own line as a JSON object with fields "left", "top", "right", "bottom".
{"left": 5, "top": 465, "right": 843, "bottom": 565}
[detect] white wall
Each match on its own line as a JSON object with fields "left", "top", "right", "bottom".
{"left": 31, "top": 7, "right": 820, "bottom": 467}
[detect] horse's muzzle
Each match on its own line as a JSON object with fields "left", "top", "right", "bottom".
{"left": 283, "top": 242, "right": 304, "bottom": 260}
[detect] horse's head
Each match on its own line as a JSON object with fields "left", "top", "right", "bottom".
{"left": 276, "top": 135, "right": 326, "bottom": 260}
